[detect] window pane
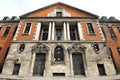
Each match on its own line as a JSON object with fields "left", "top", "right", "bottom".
{"left": 56, "top": 12, "right": 62, "bottom": 17}
{"left": 93, "top": 43, "right": 99, "bottom": 52}
{"left": 54, "top": 46, "right": 64, "bottom": 61}
{"left": 0, "top": 47, "right": 2, "bottom": 52}
{"left": 97, "top": 64, "right": 106, "bottom": 76}
{"left": 117, "top": 47, "right": 120, "bottom": 55}
{"left": 24, "top": 23, "right": 31, "bottom": 34}
{"left": 3, "top": 27, "right": 10, "bottom": 37}
{"left": 117, "top": 27, "right": 120, "bottom": 32}
{"left": 42, "top": 28, "right": 48, "bottom": 40}
{"left": 56, "top": 28, "right": 62, "bottom": 40}
{"left": 70, "top": 28, "right": 76, "bottom": 40}
{"left": 87, "top": 23, "right": 95, "bottom": 34}
{"left": 12, "top": 64, "right": 20, "bottom": 75}
{"left": 19, "top": 44, "right": 25, "bottom": 52}
{"left": 108, "top": 27, "right": 117, "bottom": 38}
{"left": 0, "top": 27, "right": 2, "bottom": 30}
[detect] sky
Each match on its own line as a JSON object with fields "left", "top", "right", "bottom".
{"left": 0, "top": 0, "right": 120, "bottom": 20}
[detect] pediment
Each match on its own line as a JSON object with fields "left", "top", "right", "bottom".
{"left": 20, "top": 2, "right": 98, "bottom": 18}
{"left": 32, "top": 43, "right": 50, "bottom": 53}
{"left": 67, "top": 43, "right": 86, "bottom": 53}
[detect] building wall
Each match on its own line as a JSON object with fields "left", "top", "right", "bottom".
{"left": 0, "top": 23, "right": 18, "bottom": 64}
{"left": 100, "top": 22, "right": 120, "bottom": 73}
{"left": 0, "top": 3, "right": 118, "bottom": 79}
{"left": 2, "top": 42, "right": 116, "bottom": 77}
{"left": 14, "top": 20, "right": 104, "bottom": 41}
{"left": 80, "top": 21, "right": 104, "bottom": 41}
{"left": 15, "top": 21, "right": 37, "bottom": 40}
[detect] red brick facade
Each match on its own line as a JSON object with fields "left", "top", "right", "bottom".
{"left": 100, "top": 21, "right": 120, "bottom": 73}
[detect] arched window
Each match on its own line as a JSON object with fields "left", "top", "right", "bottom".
{"left": 93, "top": 42, "right": 99, "bottom": 52}
{"left": 54, "top": 46, "right": 64, "bottom": 61}
{"left": 19, "top": 43, "right": 25, "bottom": 52}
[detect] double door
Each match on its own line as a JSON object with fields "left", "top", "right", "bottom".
{"left": 33, "top": 54, "right": 46, "bottom": 76}
{"left": 72, "top": 54, "right": 85, "bottom": 76}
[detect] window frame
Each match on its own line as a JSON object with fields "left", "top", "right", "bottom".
{"left": 41, "top": 27, "right": 49, "bottom": 40}
{"left": 97, "top": 64, "right": 106, "bottom": 76}
{"left": 0, "top": 27, "right": 2, "bottom": 31}
{"left": 86, "top": 22, "right": 96, "bottom": 35}
{"left": 92, "top": 42, "right": 100, "bottom": 53}
{"left": 17, "top": 43, "right": 25, "bottom": 53}
{"left": 56, "top": 12, "right": 62, "bottom": 17}
{"left": 108, "top": 27, "right": 117, "bottom": 38}
{"left": 55, "top": 27, "right": 63, "bottom": 41}
{"left": 70, "top": 27, "right": 78, "bottom": 40}
{"left": 0, "top": 47, "right": 2, "bottom": 52}
{"left": 3, "top": 27, "right": 11, "bottom": 37}
{"left": 12, "top": 63, "right": 21, "bottom": 75}
{"left": 117, "top": 27, "right": 120, "bottom": 33}
{"left": 23, "top": 22, "right": 32, "bottom": 35}
{"left": 54, "top": 46, "right": 64, "bottom": 61}
{"left": 117, "top": 47, "right": 120, "bottom": 55}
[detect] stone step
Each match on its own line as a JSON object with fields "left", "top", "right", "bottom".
{"left": 0, "top": 75, "right": 120, "bottom": 80}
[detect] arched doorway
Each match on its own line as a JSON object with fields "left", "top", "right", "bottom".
{"left": 54, "top": 46, "right": 64, "bottom": 61}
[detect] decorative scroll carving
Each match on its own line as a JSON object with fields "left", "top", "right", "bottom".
{"left": 32, "top": 43, "right": 50, "bottom": 53}
{"left": 67, "top": 43, "right": 86, "bottom": 54}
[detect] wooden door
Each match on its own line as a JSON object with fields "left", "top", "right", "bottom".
{"left": 33, "top": 54, "right": 46, "bottom": 76}
{"left": 72, "top": 54, "right": 85, "bottom": 75}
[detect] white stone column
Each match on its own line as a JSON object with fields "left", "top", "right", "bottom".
{"left": 65, "top": 49, "right": 71, "bottom": 77}
{"left": 48, "top": 22, "right": 52, "bottom": 40}
{"left": 67, "top": 22, "right": 70, "bottom": 40}
{"left": 52, "top": 22, "right": 55, "bottom": 40}
{"left": 34, "top": 22, "right": 41, "bottom": 40}
{"left": 64, "top": 22, "right": 67, "bottom": 40}
{"left": 29, "top": 53, "right": 36, "bottom": 76}
{"left": 77, "top": 22, "right": 84, "bottom": 40}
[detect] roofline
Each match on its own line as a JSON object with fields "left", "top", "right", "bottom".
{"left": 99, "top": 20, "right": 120, "bottom": 23}
{"left": 0, "top": 20, "right": 20, "bottom": 23}
{"left": 20, "top": 16, "right": 98, "bottom": 19}
{"left": 20, "top": 2, "right": 99, "bottom": 18}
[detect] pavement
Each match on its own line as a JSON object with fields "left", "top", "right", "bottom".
{"left": 0, "top": 74, "right": 120, "bottom": 80}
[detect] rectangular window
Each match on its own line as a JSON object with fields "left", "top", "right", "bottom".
{"left": 24, "top": 23, "right": 31, "bottom": 34}
{"left": 12, "top": 63, "right": 21, "bottom": 75}
{"left": 0, "top": 47, "right": 2, "bottom": 52}
{"left": 108, "top": 27, "right": 117, "bottom": 38}
{"left": 4, "top": 47, "right": 9, "bottom": 59}
{"left": 70, "top": 27, "right": 77, "bottom": 40}
{"left": 42, "top": 28, "right": 48, "bottom": 40}
{"left": 13, "top": 26, "right": 17, "bottom": 37}
{"left": 117, "top": 27, "right": 120, "bottom": 32}
{"left": 117, "top": 47, "right": 120, "bottom": 55}
{"left": 56, "top": 28, "right": 62, "bottom": 40}
{"left": 56, "top": 12, "right": 62, "bottom": 17}
{"left": 87, "top": 23, "right": 95, "bottom": 35}
{"left": 0, "top": 27, "right": 2, "bottom": 31}
{"left": 53, "top": 73, "right": 65, "bottom": 76}
{"left": 97, "top": 64, "right": 106, "bottom": 76}
{"left": 3, "top": 27, "right": 10, "bottom": 37}
{"left": 101, "top": 27, "right": 106, "bottom": 38}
